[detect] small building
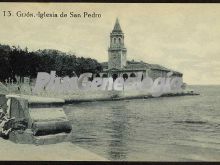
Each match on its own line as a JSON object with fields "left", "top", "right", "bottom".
{"left": 100, "top": 18, "right": 183, "bottom": 81}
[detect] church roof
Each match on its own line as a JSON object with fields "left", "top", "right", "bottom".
{"left": 126, "top": 60, "right": 182, "bottom": 75}
{"left": 101, "top": 60, "right": 182, "bottom": 75}
{"left": 112, "top": 18, "right": 122, "bottom": 32}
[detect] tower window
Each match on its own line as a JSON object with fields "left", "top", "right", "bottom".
{"left": 114, "top": 38, "right": 116, "bottom": 44}
{"left": 118, "top": 38, "right": 121, "bottom": 44}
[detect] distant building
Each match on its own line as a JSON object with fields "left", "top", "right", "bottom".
{"left": 100, "top": 18, "right": 183, "bottom": 80}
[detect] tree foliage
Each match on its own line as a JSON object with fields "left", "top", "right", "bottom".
{"left": 0, "top": 44, "right": 102, "bottom": 82}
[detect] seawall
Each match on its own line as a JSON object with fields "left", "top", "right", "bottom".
{"left": 64, "top": 91, "right": 199, "bottom": 104}
{"left": 0, "top": 94, "right": 107, "bottom": 161}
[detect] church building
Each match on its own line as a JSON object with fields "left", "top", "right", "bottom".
{"left": 100, "top": 18, "right": 183, "bottom": 81}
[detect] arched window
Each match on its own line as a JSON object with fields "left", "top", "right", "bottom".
{"left": 118, "top": 38, "right": 121, "bottom": 44}
{"left": 130, "top": 73, "right": 136, "bottom": 77}
{"left": 114, "top": 38, "right": 116, "bottom": 44}
{"left": 123, "top": 73, "right": 128, "bottom": 80}
{"left": 112, "top": 74, "right": 118, "bottom": 81}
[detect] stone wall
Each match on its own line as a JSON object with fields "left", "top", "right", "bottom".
{"left": 4, "top": 95, "right": 72, "bottom": 144}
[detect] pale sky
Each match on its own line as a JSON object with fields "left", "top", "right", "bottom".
{"left": 0, "top": 3, "right": 220, "bottom": 85}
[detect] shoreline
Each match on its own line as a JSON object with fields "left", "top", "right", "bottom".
{"left": 6, "top": 91, "right": 199, "bottom": 106}
{"left": 0, "top": 138, "right": 107, "bottom": 161}
{"left": 63, "top": 92, "right": 199, "bottom": 104}
{"left": 0, "top": 91, "right": 199, "bottom": 161}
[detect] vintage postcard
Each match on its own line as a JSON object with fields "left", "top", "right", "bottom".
{"left": 0, "top": 3, "right": 219, "bottom": 161}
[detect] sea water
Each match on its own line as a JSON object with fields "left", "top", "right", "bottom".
{"left": 65, "top": 85, "right": 220, "bottom": 161}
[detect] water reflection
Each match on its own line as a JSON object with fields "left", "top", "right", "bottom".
{"left": 105, "top": 104, "right": 129, "bottom": 160}
{"left": 64, "top": 86, "right": 220, "bottom": 161}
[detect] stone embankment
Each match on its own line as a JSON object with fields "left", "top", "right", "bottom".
{"left": 64, "top": 91, "right": 199, "bottom": 103}
{"left": 0, "top": 94, "right": 107, "bottom": 161}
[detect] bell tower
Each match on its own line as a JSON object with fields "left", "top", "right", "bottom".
{"left": 108, "top": 18, "right": 127, "bottom": 69}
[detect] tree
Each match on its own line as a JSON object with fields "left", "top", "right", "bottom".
{"left": 0, "top": 43, "right": 103, "bottom": 81}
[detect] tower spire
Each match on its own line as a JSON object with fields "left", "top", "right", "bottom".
{"left": 113, "top": 18, "right": 122, "bottom": 32}
{"left": 108, "top": 18, "right": 127, "bottom": 69}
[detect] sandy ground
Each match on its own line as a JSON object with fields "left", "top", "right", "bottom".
{"left": 0, "top": 138, "right": 107, "bottom": 161}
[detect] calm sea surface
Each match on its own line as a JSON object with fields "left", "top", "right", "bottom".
{"left": 64, "top": 86, "right": 220, "bottom": 161}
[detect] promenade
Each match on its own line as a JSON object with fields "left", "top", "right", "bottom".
{"left": 0, "top": 138, "right": 107, "bottom": 161}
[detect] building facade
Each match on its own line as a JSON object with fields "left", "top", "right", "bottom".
{"left": 100, "top": 18, "right": 183, "bottom": 81}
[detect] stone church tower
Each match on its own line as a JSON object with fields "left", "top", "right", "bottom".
{"left": 108, "top": 18, "right": 127, "bottom": 69}
{"left": 101, "top": 18, "right": 183, "bottom": 80}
